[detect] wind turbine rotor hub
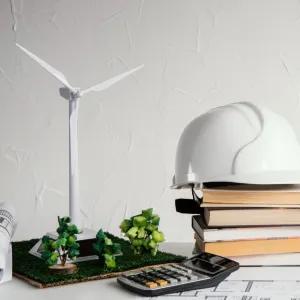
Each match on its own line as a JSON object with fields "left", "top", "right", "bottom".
{"left": 70, "top": 89, "right": 81, "bottom": 99}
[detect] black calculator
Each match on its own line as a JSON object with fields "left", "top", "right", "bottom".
{"left": 117, "top": 252, "right": 239, "bottom": 297}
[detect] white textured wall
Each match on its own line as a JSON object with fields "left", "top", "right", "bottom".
{"left": 1, "top": 0, "right": 300, "bottom": 242}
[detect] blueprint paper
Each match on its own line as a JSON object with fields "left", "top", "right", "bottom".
{"left": 232, "top": 252, "right": 300, "bottom": 266}
{"left": 160, "top": 280, "right": 300, "bottom": 299}
{"left": 158, "top": 267, "right": 300, "bottom": 300}
{"left": 0, "top": 245, "right": 12, "bottom": 284}
{"left": 0, "top": 203, "right": 16, "bottom": 283}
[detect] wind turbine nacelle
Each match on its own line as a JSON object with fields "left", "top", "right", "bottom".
{"left": 59, "top": 87, "right": 71, "bottom": 100}
{"left": 59, "top": 87, "right": 81, "bottom": 100}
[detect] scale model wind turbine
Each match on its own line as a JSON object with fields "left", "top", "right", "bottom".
{"left": 16, "top": 43, "right": 144, "bottom": 261}
{"left": 16, "top": 43, "right": 143, "bottom": 228}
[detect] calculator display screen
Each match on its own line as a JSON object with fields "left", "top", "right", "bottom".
{"left": 198, "top": 253, "right": 229, "bottom": 265}
{"left": 189, "top": 258, "right": 223, "bottom": 274}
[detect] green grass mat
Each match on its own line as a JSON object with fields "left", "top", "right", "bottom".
{"left": 12, "top": 233, "right": 186, "bottom": 288}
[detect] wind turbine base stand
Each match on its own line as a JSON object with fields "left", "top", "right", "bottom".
{"left": 29, "top": 228, "right": 98, "bottom": 263}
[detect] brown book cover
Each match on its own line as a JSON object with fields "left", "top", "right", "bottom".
{"left": 192, "top": 215, "right": 300, "bottom": 242}
{"left": 194, "top": 232, "right": 300, "bottom": 257}
{"left": 202, "top": 184, "right": 300, "bottom": 205}
{"left": 204, "top": 207, "right": 300, "bottom": 227}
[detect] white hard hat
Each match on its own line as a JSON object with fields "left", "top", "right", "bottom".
{"left": 173, "top": 102, "right": 300, "bottom": 188}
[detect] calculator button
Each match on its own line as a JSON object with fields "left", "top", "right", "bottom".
{"left": 162, "top": 268, "right": 188, "bottom": 281}
{"left": 161, "top": 266, "right": 179, "bottom": 273}
{"left": 145, "top": 281, "right": 158, "bottom": 288}
{"left": 156, "top": 273, "right": 172, "bottom": 280}
{"left": 160, "top": 271, "right": 181, "bottom": 282}
{"left": 156, "top": 279, "right": 168, "bottom": 286}
{"left": 141, "top": 271, "right": 170, "bottom": 287}
{"left": 148, "top": 271, "right": 166, "bottom": 279}
{"left": 126, "top": 271, "right": 140, "bottom": 276}
{"left": 165, "top": 277, "right": 178, "bottom": 284}
{"left": 178, "top": 276, "right": 188, "bottom": 282}
{"left": 153, "top": 271, "right": 178, "bottom": 284}
{"left": 143, "top": 268, "right": 153, "bottom": 273}
{"left": 165, "top": 267, "right": 191, "bottom": 279}
{"left": 127, "top": 275, "right": 142, "bottom": 282}
{"left": 140, "top": 273, "right": 155, "bottom": 281}
{"left": 164, "top": 275, "right": 181, "bottom": 282}
{"left": 170, "top": 264, "right": 192, "bottom": 274}
{"left": 127, "top": 275, "right": 148, "bottom": 285}
{"left": 178, "top": 271, "right": 195, "bottom": 280}
{"left": 167, "top": 267, "right": 185, "bottom": 274}
{"left": 134, "top": 274, "right": 159, "bottom": 289}
{"left": 173, "top": 272, "right": 194, "bottom": 280}
{"left": 160, "top": 271, "right": 181, "bottom": 281}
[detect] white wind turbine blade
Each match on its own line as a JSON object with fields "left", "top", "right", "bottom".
{"left": 16, "top": 43, "right": 74, "bottom": 91}
{"left": 80, "top": 64, "right": 144, "bottom": 96}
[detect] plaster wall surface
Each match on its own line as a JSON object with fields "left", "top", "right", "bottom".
{"left": 1, "top": 0, "right": 300, "bottom": 242}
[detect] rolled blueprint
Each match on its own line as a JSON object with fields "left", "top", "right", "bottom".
{"left": 0, "top": 203, "right": 16, "bottom": 281}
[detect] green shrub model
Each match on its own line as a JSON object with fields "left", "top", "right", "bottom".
{"left": 120, "top": 208, "right": 165, "bottom": 256}
{"left": 93, "top": 229, "right": 122, "bottom": 269}
{"left": 41, "top": 216, "right": 80, "bottom": 267}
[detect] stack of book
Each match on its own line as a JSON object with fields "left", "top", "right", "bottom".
{"left": 192, "top": 184, "right": 300, "bottom": 265}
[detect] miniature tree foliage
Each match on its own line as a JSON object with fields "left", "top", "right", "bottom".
{"left": 41, "top": 216, "right": 80, "bottom": 266}
{"left": 93, "top": 229, "right": 122, "bottom": 269}
{"left": 120, "top": 208, "right": 165, "bottom": 256}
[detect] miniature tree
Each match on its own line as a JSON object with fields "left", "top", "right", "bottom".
{"left": 41, "top": 216, "right": 80, "bottom": 267}
{"left": 120, "top": 208, "right": 165, "bottom": 256}
{"left": 93, "top": 229, "right": 122, "bottom": 269}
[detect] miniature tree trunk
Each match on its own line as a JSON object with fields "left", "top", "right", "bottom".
{"left": 61, "top": 253, "right": 67, "bottom": 266}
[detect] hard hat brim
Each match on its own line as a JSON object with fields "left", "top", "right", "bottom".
{"left": 172, "top": 170, "right": 300, "bottom": 189}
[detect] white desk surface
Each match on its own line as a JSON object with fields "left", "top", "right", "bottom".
{"left": 2, "top": 243, "right": 300, "bottom": 300}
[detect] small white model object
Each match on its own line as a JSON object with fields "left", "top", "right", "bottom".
{"left": 0, "top": 203, "right": 16, "bottom": 284}
{"left": 16, "top": 43, "right": 143, "bottom": 228}
{"left": 16, "top": 43, "right": 144, "bottom": 261}
{"left": 173, "top": 101, "right": 300, "bottom": 188}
